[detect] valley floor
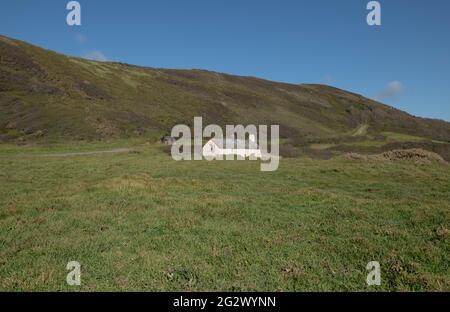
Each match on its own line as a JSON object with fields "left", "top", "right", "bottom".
{"left": 0, "top": 141, "right": 449, "bottom": 291}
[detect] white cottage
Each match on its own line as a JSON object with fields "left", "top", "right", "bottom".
{"left": 202, "top": 136, "right": 262, "bottom": 159}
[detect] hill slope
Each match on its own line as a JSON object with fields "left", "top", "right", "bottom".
{"left": 1, "top": 35, "right": 450, "bottom": 146}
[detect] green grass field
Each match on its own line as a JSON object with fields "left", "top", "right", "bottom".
{"left": 0, "top": 141, "right": 449, "bottom": 291}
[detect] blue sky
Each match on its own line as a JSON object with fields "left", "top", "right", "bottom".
{"left": 1, "top": 0, "right": 449, "bottom": 121}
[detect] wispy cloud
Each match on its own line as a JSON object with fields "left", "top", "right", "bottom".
{"left": 376, "top": 80, "right": 403, "bottom": 100}
{"left": 75, "top": 33, "right": 87, "bottom": 44}
{"left": 75, "top": 34, "right": 107, "bottom": 62}
{"left": 82, "top": 50, "right": 108, "bottom": 62}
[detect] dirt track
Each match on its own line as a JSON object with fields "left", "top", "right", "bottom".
{"left": 40, "top": 148, "right": 133, "bottom": 157}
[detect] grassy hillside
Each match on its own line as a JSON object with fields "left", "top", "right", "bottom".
{"left": 1, "top": 35, "right": 449, "bottom": 292}
{"left": 2, "top": 34, "right": 450, "bottom": 147}
{"left": 0, "top": 141, "right": 449, "bottom": 291}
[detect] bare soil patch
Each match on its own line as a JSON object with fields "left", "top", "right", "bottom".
{"left": 343, "top": 148, "right": 447, "bottom": 164}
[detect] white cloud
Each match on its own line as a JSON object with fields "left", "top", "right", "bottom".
{"left": 82, "top": 50, "right": 108, "bottom": 62}
{"left": 75, "top": 33, "right": 87, "bottom": 44}
{"left": 377, "top": 80, "right": 403, "bottom": 100}
{"left": 324, "top": 74, "right": 333, "bottom": 83}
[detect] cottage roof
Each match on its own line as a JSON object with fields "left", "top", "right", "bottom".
{"left": 210, "top": 138, "right": 258, "bottom": 149}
